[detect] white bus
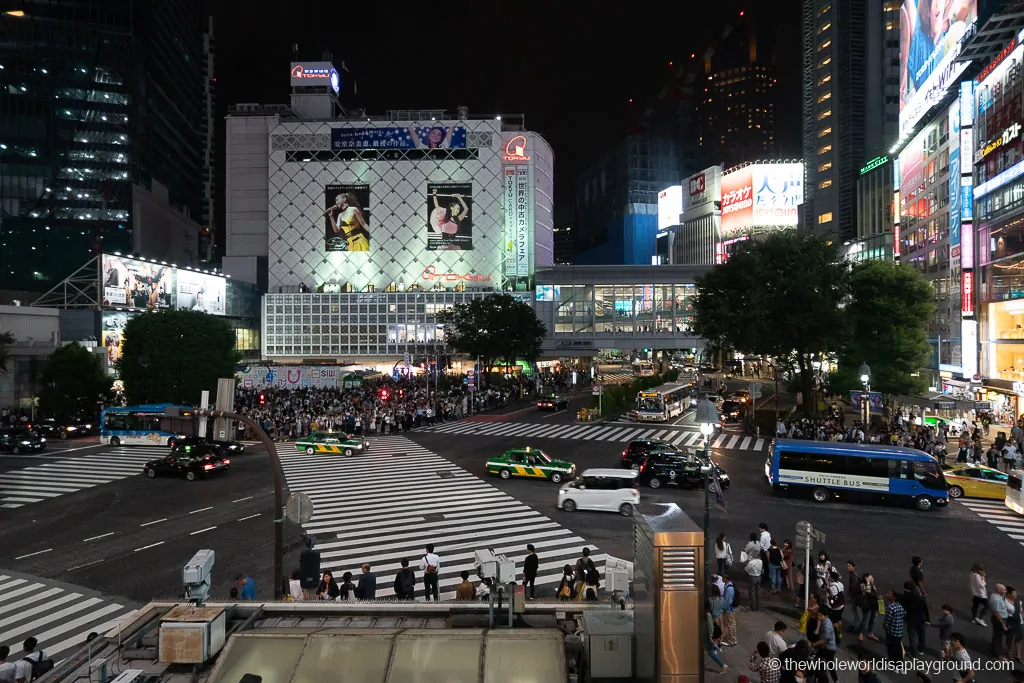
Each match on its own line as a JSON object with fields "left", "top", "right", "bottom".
{"left": 636, "top": 383, "right": 694, "bottom": 421}
{"left": 1007, "top": 469, "right": 1024, "bottom": 515}
{"left": 633, "top": 360, "right": 656, "bottom": 377}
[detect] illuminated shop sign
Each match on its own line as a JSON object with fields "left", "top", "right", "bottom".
{"left": 978, "top": 39, "right": 1017, "bottom": 85}
{"left": 502, "top": 135, "right": 531, "bottom": 162}
{"left": 962, "top": 270, "right": 974, "bottom": 317}
{"left": 290, "top": 62, "right": 338, "bottom": 89}
{"left": 859, "top": 156, "right": 889, "bottom": 176}
{"left": 420, "top": 266, "right": 492, "bottom": 283}
{"left": 974, "top": 158, "right": 1024, "bottom": 198}
{"left": 980, "top": 122, "right": 1021, "bottom": 160}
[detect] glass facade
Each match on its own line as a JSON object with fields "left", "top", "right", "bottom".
{"left": 554, "top": 284, "right": 694, "bottom": 336}
{"left": 263, "top": 291, "right": 495, "bottom": 358}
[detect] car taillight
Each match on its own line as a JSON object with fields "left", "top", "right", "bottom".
{"left": 223, "top": 459, "right": 230, "bottom": 465}
{"left": 203, "top": 464, "right": 214, "bottom": 470}
{"left": 640, "top": 462, "right": 646, "bottom": 472}
{"left": 622, "top": 450, "right": 627, "bottom": 457}
{"left": 537, "top": 402, "right": 542, "bottom": 406}
{"left": 630, "top": 489, "right": 639, "bottom": 496}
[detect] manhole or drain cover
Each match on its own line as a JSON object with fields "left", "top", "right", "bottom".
{"left": 437, "top": 470, "right": 455, "bottom": 479}
{"left": 422, "top": 513, "right": 446, "bottom": 523}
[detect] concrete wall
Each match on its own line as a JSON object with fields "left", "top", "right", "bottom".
{"left": 132, "top": 181, "right": 202, "bottom": 265}
{"left": 0, "top": 306, "right": 61, "bottom": 410}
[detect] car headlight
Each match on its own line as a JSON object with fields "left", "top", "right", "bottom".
{"left": 20, "top": 441, "right": 31, "bottom": 446}
{"left": 66, "top": 426, "right": 77, "bottom": 431}
{"left": 84, "top": 424, "right": 92, "bottom": 429}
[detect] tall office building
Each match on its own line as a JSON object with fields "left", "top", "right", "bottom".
{"left": 802, "top": 0, "right": 900, "bottom": 240}
{"left": 0, "top": 0, "right": 206, "bottom": 294}
{"left": 696, "top": 16, "right": 778, "bottom": 170}
{"left": 201, "top": 16, "right": 216, "bottom": 262}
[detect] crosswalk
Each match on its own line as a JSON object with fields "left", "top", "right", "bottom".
{"left": 278, "top": 436, "right": 604, "bottom": 600}
{"left": 0, "top": 446, "right": 166, "bottom": 509}
{"left": 596, "top": 372, "right": 635, "bottom": 384}
{"left": 0, "top": 572, "right": 138, "bottom": 665}
{"left": 420, "top": 421, "right": 768, "bottom": 451}
{"left": 956, "top": 498, "right": 1024, "bottom": 548}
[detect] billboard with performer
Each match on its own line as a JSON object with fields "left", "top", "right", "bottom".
{"left": 176, "top": 269, "right": 226, "bottom": 315}
{"left": 101, "top": 255, "right": 172, "bottom": 309}
{"left": 330, "top": 126, "right": 468, "bottom": 151}
{"left": 324, "top": 184, "right": 371, "bottom": 252}
{"left": 101, "top": 310, "right": 136, "bottom": 370}
{"left": 426, "top": 182, "right": 473, "bottom": 250}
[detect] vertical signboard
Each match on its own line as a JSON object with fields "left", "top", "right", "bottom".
{"left": 961, "top": 319, "right": 979, "bottom": 379}
{"left": 959, "top": 80, "right": 975, "bottom": 271}
{"left": 658, "top": 186, "right": 683, "bottom": 230}
{"left": 962, "top": 270, "right": 975, "bottom": 317}
{"left": 515, "top": 166, "right": 531, "bottom": 276}
{"left": 720, "top": 166, "right": 754, "bottom": 234}
{"left": 949, "top": 104, "right": 962, "bottom": 253}
{"left": 503, "top": 168, "right": 516, "bottom": 276}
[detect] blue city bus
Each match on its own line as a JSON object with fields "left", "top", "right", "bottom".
{"left": 765, "top": 439, "right": 949, "bottom": 511}
{"left": 100, "top": 403, "right": 196, "bottom": 446}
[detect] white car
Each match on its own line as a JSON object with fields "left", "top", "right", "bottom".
{"left": 558, "top": 469, "right": 640, "bottom": 516}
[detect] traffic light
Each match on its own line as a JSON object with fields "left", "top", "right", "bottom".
{"left": 259, "top": 393, "right": 266, "bottom": 406}
{"left": 399, "top": 388, "right": 405, "bottom": 399}
{"left": 380, "top": 388, "right": 390, "bottom": 401}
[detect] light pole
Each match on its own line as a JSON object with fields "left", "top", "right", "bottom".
{"left": 812, "top": 356, "right": 822, "bottom": 419}
{"left": 696, "top": 398, "right": 719, "bottom": 596}
{"left": 859, "top": 362, "right": 871, "bottom": 427}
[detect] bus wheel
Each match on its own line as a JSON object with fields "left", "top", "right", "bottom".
{"left": 915, "top": 495, "right": 935, "bottom": 512}
{"left": 811, "top": 486, "right": 829, "bottom": 503}
{"left": 110, "top": 436, "right": 120, "bottom": 447}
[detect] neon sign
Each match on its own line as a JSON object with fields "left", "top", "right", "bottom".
{"left": 978, "top": 39, "right": 1017, "bottom": 85}
{"left": 421, "top": 266, "right": 492, "bottom": 283}
{"left": 859, "top": 156, "right": 889, "bottom": 176}
{"left": 502, "top": 135, "right": 531, "bottom": 162}
{"left": 290, "top": 64, "right": 333, "bottom": 81}
{"left": 981, "top": 122, "right": 1021, "bottom": 160}
{"left": 962, "top": 270, "right": 974, "bottom": 317}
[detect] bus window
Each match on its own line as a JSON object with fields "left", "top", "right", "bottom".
{"left": 104, "top": 413, "right": 128, "bottom": 431}
{"left": 913, "top": 461, "right": 945, "bottom": 489}
{"left": 128, "top": 413, "right": 161, "bottom": 431}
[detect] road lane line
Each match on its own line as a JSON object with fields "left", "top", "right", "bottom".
{"left": 14, "top": 549, "right": 52, "bottom": 560}
{"left": 67, "top": 559, "right": 105, "bottom": 571}
{"left": 140, "top": 518, "right": 167, "bottom": 527}
{"left": 190, "top": 526, "right": 217, "bottom": 535}
{"left": 189, "top": 506, "right": 213, "bottom": 514}
{"left": 134, "top": 542, "right": 164, "bottom": 552}
{"left": 82, "top": 532, "right": 114, "bottom": 542}
{"left": 232, "top": 496, "right": 253, "bottom": 503}
{"left": 238, "top": 513, "right": 261, "bottom": 521}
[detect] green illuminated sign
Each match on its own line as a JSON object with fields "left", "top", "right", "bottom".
{"left": 859, "top": 156, "right": 889, "bottom": 176}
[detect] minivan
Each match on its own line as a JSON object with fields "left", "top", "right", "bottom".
{"left": 558, "top": 469, "right": 640, "bottom": 516}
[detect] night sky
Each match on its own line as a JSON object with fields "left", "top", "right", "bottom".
{"left": 212, "top": 0, "right": 801, "bottom": 218}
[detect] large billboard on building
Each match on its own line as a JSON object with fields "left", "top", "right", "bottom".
{"left": 101, "top": 254, "right": 227, "bottom": 315}
{"left": 720, "top": 163, "right": 803, "bottom": 235}
{"left": 898, "top": 127, "right": 926, "bottom": 196}
{"left": 330, "top": 126, "right": 468, "bottom": 151}
{"left": 427, "top": 183, "right": 473, "bottom": 250}
{"left": 683, "top": 166, "right": 722, "bottom": 215}
{"left": 325, "top": 184, "right": 372, "bottom": 252}
{"left": 657, "top": 186, "right": 683, "bottom": 230}
{"left": 290, "top": 62, "right": 340, "bottom": 93}
{"left": 899, "top": 0, "right": 978, "bottom": 137}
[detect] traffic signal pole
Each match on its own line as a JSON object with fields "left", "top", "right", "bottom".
{"left": 196, "top": 409, "right": 285, "bottom": 599}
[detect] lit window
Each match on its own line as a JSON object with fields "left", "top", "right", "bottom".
{"left": 818, "top": 127, "right": 832, "bottom": 138}
{"left": 818, "top": 56, "right": 832, "bottom": 68}
{"left": 817, "top": 109, "right": 832, "bottom": 120}
{"left": 818, "top": 40, "right": 831, "bottom": 51}
{"left": 818, "top": 161, "right": 832, "bottom": 172}
{"left": 819, "top": 179, "right": 833, "bottom": 189}
{"left": 818, "top": 22, "right": 832, "bottom": 34}
{"left": 819, "top": 3, "right": 830, "bottom": 16}
{"left": 818, "top": 144, "right": 832, "bottom": 155}
{"left": 818, "top": 212, "right": 833, "bottom": 224}
{"left": 817, "top": 91, "right": 832, "bottom": 103}
{"left": 818, "top": 73, "right": 831, "bottom": 86}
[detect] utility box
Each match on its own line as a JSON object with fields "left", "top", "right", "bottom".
{"left": 580, "top": 610, "right": 634, "bottom": 681}
{"left": 633, "top": 503, "right": 703, "bottom": 683}
{"left": 159, "top": 605, "right": 226, "bottom": 664}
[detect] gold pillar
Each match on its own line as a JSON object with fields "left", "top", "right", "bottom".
{"left": 633, "top": 503, "right": 704, "bottom": 683}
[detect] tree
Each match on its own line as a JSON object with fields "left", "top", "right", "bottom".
{"left": 692, "top": 232, "right": 848, "bottom": 410}
{"left": 831, "top": 260, "right": 935, "bottom": 397}
{"left": 437, "top": 294, "right": 546, "bottom": 382}
{"left": 118, "top": 309, "right": 239, "bottom": 405}
{"left": 38, "top": 343, "right": 112, "bottom": 420}
{"left": 0, "top": 331, "right": 13, "bottom": 375}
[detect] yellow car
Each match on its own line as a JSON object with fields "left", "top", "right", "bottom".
{"left": 941, "top": 463, "right": 1009, "bottom": 500}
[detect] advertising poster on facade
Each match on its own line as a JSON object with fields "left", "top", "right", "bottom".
{"left": 176, "top": 269, "right": 226, "bottom": 315}
{"left": 751, "top": 163, "right": 803, "bottom": 227}
{"left": 330, "top": 126, "right": 468, "bottom": 151}
{"left": 101, "top": 255, "right": 172, "bottom": 310}
{"left": 899, "top": 0, "right": 977, "bottom": 136}
{"left": 657, "top": 186, "right": 683, "bottom": 230}
{"left": 324, "top": 184, "right": 371, "bottom": 252}
{"left": 949, "top": 105, "right": 962, "bottom": 250}
{"left": 898, "top": 130, "right": 926, "bottom": 196}
{"left": 237, "top": 365, "right": 343, "bottom": 390}
{"left": 515, "top": 166, "right": 530, "bottom": 276}
{"left": 720, "top": 166, "right": 754, "bottom": 234}
{"left": 503, "top": 168, "right": 516, "bottom": 276}
{"left": 426, "top": 183, "right": 473, "bottom": 250}
{"left": 683, "top": 166, "right": 722, "bottom": 214}
{"left": 101, "top": 310, "right": 136, "bottom": 372}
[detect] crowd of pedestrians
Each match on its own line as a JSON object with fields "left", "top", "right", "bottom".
{"left": 705, "top": 521, "right": 1024, "bottom": 682}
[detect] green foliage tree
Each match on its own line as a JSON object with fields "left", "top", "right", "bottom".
{"left": 437, "top": 294, "right": 546, "bottom": 382}
{"left": 118, "top": 309, "right": 239, "bottom": 405}
{"left": 692, "top": 232, "right": 848, "bottom": 410}
{"left": 831, "top": 260, "right": 935, "bottom": 397}
{"left": 0, "top": 331, "right": 13, "bottom": 375}
{"left": 38, "top": 343, "right": 112, "bottom": 420}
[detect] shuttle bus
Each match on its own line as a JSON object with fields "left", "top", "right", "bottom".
{"left": 1007, "top": 469, "right": 1024, "bottom": 515}
{"left": 765, "top": 439, "right": 948, "bottom": 511}
{"left": 636, "top": 383, "right": 694, "bottom": 422}
{"left": 633, "top": 360, "right": 656, "bottom": 377}
{"left": 100, "top": 403, "right": 196, "bottom": 446}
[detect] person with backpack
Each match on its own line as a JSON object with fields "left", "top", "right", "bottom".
{"left": 338, "top": 572, "right": 357, "bottom": 602}
{"left": 722, "top": 573, "right": 740, "bottom": 646}
{"left": 556, "top": 564, "right": 574, "bottom": 601}
{"left": 393, "top": 558, "right": 416, "bottom": 600}
{"left": 419, "top": 544, "right": 441, "bottom": 601}
{"left": 584, "top": 560, "right": 600, "bottom": 601}
{"left": 14, "top": 637, "right": 52, "bottom": 683}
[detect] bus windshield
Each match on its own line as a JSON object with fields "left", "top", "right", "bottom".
{"left": 638, "top": 396, "right": 663, "bottom": 412}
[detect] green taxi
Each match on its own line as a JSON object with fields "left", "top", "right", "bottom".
{"left": 486, "top": 447, "right": 576, "bottom": 484}
{"left": 295, "top": 431, "right": 368, "bottom": 457}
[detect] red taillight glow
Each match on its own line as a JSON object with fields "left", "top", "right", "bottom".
{"left": 203, "top": 464, "right": 214, "bottom": 470}
{"left": 631, "top": 489, "right": 639, "bottom": 495}
{"left": 223, "top": 459, "right": 230, "bottom": 465}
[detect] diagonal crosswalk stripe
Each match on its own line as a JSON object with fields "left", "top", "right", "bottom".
{"left": 955, "top": 498, "right": 1024, "bottom": 549}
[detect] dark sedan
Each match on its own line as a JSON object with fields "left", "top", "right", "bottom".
{"left": 637, "top": 452, "right": 730, "bottom": 490}
{"left": 720, "top": 400, "right": 743, "bottom": 423}
{"left": 32, "top": 417, "right": 95, "bottom": 440}
{"left": 0, "top": 428, "right": 46, "bottom": 454}
{"left": 537, "top": 395, "right": 570, "bottom": 411}
{"left": 144, "top": 444, "right": 231, "bottom": 481}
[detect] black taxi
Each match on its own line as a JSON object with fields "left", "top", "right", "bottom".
{"left": 637, "top": 450, "right": 730, "bottom": 490}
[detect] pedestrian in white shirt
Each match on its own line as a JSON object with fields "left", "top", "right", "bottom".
{"left": 757, "top": 523, "right": 771, "bottom": 583}
{"left": 0, "top": 646, "right": 15, "bottom": 683}
{"left": 13, "top": 638, "right": 45, "bottom": 683}
{"left": 419, "top": 544, "right": 441, "bottom": 601}
{"left": 765, "top": 621, "right": 789, "bottom": 656}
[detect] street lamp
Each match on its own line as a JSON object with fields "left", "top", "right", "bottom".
{"left": 812, "top": 356, "right": 822, "bottom": 418}
{"left": 858, "top": 362, "right": 871, "bottom": 426}
{"left": 695, "top": 398, "right": 719, "bottom": 596}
